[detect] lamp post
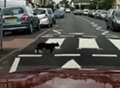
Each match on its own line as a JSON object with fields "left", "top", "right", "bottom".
{"left": 0, "top": 12, "right": 3, "bottom": 51}
{"left": 0, "top": 0, "right": 6, "bottom": 51}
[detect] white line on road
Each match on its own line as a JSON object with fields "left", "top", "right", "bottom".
{"left": 109, "top": 39, "right": 120, "bottom": 50}
{"left": 9, "top": 57, "right": 21, "bottom": 73}
{"left": 102, "top": 31, "right": 109, "bottom": 35}
{"left": 92, "top": 23, "right": 98, "bottom": 27}
{"left": 92, "top": 54, "right": 118, "bottom": 57}
{"left": 53, "top": 30, "right": 61, "bottom": 35}
{"left": 46, "top": 38, "right": 65, "bottom": 49}
{"left": 55, "top": 54, "right": 81, "bottom": 57}
{"left": 18, "top": 54, "right": 42, "bottom": 57}
{"left": 80, "top": 17, "right": 90, "bottom": 23}
{"left": 68, "top": 32, "right": 84, "bottom": 35}
{"left": 78, "top": 38, "right": 100, "bottom": 49}
{"left": 96, "top": 26, "right": 102, "bottom": 30}
{"left": 61, "top": 59, "right": 81, "bottom": 69}
{"left": 90, "top": 22, "right": 95, "bottom": 25}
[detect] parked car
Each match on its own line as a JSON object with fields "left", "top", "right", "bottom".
{"left": 99, "top": 10, "right": 108, "bottom": 19}
{"left": 94, "top": 10, "right": 101, "bottom": 18}
{"left": 88, "top": 10, "right": 95, "bottom": 17}
{"left": 106, "top": 9, "right": 120, "bottom": 31}
{"left": 1, "top": 6, "right": 40, "bottom": 34}
{"left": 34, "top": 8, "right": 53, "bottom": 28}
{"left": 47, "top": 8, "right": 56, "bottom": 24}
{"left": 73, "top": 9, "right": 82, "bottom": 15}
{"left": 54, "top": 9, "right": 65, "bottom": 18}
{"left": 83, "top": 9, "right": 89, "bottom": 15}
{"left": 65, "top": 8, "right": 71, "bottom": 13}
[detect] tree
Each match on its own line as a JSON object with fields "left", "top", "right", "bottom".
{"left": 90, "top": 0, "right": 114, "bottom": 9}
{"left": 99, "top": 0, "right": 113, "bottom": 9}
{"left": 59, "top": 0, "right": 70, "bottom": 8}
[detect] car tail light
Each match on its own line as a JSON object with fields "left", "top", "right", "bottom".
{"left": 21, "top": 14, "right": 28, "bottom": 23}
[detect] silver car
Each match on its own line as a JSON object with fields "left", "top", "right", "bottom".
{"left": 34, "top": 8, "right": 53, "bottom": 28}
{"left": 1, "top": 6, "right": 40, "bottom": 34}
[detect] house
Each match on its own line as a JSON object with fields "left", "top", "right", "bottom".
{"left": 72, "top": 0, "right": 90, "bottom": 9}
{"left": 33, "top": 0, "right": 49, "bottom": 7}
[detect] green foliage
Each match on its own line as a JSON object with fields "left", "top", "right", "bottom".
{"left": 90, "top": 0, "right": 114, "bottom": 9}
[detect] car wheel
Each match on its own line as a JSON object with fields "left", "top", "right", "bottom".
{"left": 2, "top": 31, "right": 5, "bottom": 36}
{"left": 50, "top": 23, "right": 53, "bottom": 27}
{"left": 37, "top": 24, "right": 40, "bottom": 31}
{"left": 106, "top": 23, "right": 110, "bottom": 30}
{"left": 53, "top": 19, "right": 56, "bottom": 24}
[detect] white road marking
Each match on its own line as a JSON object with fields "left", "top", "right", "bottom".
{"left": 61, "top": 59, "right": 81, "bottom": 69}
{"left": 92, "top": 54, "right": 118, "bottom": 57}
{"left": 92, "top": 23, "right": 98, "bottom": 27}
{"left": 53, "top": 30, "right": 61, "bottom": 35}
{"left": 80, "top": 17, "right": 90, "bottom": 23}
{"left": 69, "top": 32, "right": 84, "bottom": 35}
{"left": 9, "top": 57, "right": 21, "bottom": 73}
{"left": 109, "top": 39, "right": 120, "bottom": 50}
{"left": 18, "top": 54, "right": 42, "bottom": 57}
{"left": 55, "top": 54, "right": 81, "bottom": 57}
{"left": 41, "top": 34, "right": 54, "bottom": 38}
{"left": 96, "top": 26, "right": 102, "bottom": 30}
{"left": 90, "top": 22, "right": 95, "bottom": 25}
{"left": 106, "top": 34, "right": 119, "bottom": 38}
{"left": 78, "top": 38, "right": 100, "bottom": 49}
{"left": 46, "top": 38, "right": 65, "bottom": 49}
{"left": 60, "top": 34, "right": 74, "bottom": 38}
{"left": 102, "top": 31, "right": 109, "bottom": 35}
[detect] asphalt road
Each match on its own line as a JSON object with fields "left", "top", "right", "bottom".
{"left": 2, "top": 13, "right": 120, "bottom": 73}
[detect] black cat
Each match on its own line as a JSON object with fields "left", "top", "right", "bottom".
{"left": 35, "top": 42, "right": 59, "bottom": 53}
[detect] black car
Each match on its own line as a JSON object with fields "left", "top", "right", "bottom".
{"left": 1, "top": 6, "right": 40, "bottom": 34}
{"left": 106, "top": 10, "right": 120, "bottom": 31}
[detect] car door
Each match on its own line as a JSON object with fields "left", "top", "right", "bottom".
{"left": 109, "top": 10, "right": 116, "bottom": 29}
{"left": 106, "top": 10, "right": 114, "bottom": 29}
{"left": 26, "top": 7, "right": 39, "bottom": 28}
{"left": 46, "top": 9, "right": 52, "bottom": 24}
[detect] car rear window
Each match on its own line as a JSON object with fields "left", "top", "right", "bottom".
{"left": 48, "top": 9, "right": 52, "bottom": 14}
{"left": 3, "top": 7, "right": 24, "bottom": 15}
{"left": 115, "top": 11, "right": 120, "bottom": 17}
{"left": 34, "top": 9, "right": 46, "bottom": 14}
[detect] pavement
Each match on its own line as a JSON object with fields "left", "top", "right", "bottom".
{"left": 1, "top": 13, "right": 120, "bottom": 73}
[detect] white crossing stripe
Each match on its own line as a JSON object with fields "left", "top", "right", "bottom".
{"left": 46, "top": 38, "right": 65, "bottom": 49}
{"left": 62, "top": 59, "right": 81, "bottom": 69}
{"left": 78, "top": 38, "right": 100, "bottom": 49}
{"left": 53, "top": 30, "right": 61, "bottom": 35}
{"left": 55, "top": 54, "right": 81, "bottom": 57}
{"left": 109, "top": 39, "right": 120, "bottom": 50}
{"left": 18, "top": 54, "right": 42, "bottom": 57}
{"left": 92, "top": 54, "right": 118, "bottom": 57}
{"left": 9, "top": 57, "right": 21, "bottom": 73}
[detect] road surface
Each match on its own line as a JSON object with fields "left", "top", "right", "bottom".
{"left": 1, "top": 13, "right": 120, "bottom": 73}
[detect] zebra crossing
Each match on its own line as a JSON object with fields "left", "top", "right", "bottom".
{"left": 9, "top": 37, "right": 120, "bottom": 73}
{"left": 43, "top": 37, "right": 120, "bottom": 50}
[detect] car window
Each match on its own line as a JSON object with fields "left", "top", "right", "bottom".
{"left": 48, "top": 9, "right": 52, "bottom": 14}
{"left": 34, "top": 9, "right": 46, "bottom": 14}
{"left": 2, "top": 7, "right": 24, "bottom": 15}
{"left": 115, "top": 11, "right": 120, "bottom": 17}
{"left": 26, "top": 7, "right": 33, "bottom": 15}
